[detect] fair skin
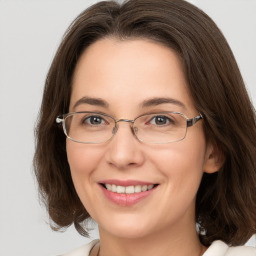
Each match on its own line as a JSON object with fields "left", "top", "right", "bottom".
{"left": 67, "top": 38, "right": 219, "bottom": 256}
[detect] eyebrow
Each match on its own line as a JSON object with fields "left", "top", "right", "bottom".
{"left": 140, "top": 97, "right": 186, "bottom": 109}
{"left": 72, "top": 96, "right": 109, "bottom": 109}
{"left": 72, "top": 96, "right": 186, "bottom": 110}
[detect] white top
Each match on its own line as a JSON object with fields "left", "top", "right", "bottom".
{"left": 61, "top": 239, "right": 256, "bottom": 256}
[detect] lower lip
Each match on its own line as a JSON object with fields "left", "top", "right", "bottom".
{"left": 100, "top": 185, "right": 156, "bottom": 206}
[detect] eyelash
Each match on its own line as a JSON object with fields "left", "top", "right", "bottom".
{"left": 80, "top": 114, "right": 176, "bottom": 127}
{"left": 82, "top": 115, "right": 108, "bottom": 126}
{"left": 147, "top": 115, "right": 174, "bottom": 126}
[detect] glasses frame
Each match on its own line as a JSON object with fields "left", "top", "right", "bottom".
{"left": 56, "top": 111, "right": 203, "bottom": 144}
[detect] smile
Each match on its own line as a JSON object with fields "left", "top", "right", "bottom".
{"left": 103, "top": 184, "right": 156, "bottom": 194}
{"left": 99, "top": 181, "right": 159, "bottom": 206}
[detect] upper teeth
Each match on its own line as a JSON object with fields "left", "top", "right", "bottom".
{"left": 105, "top": 184, "right": 154, "bottom": 194}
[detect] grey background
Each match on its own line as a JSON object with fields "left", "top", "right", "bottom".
{"left": 0, "top": 0, "right": 255, "bottom": 255}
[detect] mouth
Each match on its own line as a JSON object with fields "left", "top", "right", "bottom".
{"left": 100, "top": 183, "right": 158, "bottom": 194}
{"left": 98, "top": 179, "right": 159, "bottom": 206}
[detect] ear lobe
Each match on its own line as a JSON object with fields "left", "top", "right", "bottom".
{"left": 203, "top": 142, "right": 225, "bottom": 174}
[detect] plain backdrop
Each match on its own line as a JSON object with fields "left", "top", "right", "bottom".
{"left": 0, "top": 0, "right": 255, "bottom": 255}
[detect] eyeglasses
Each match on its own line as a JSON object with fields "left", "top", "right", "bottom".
{"left": 56, "top": 111, "right": 203, "bottom": 144}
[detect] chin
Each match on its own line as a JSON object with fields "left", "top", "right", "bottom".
{"left": 97, "top": 214, "right": 155, "bottom": 239}
{"left": 102, "top": 225, "right": 152, "bottom": 239}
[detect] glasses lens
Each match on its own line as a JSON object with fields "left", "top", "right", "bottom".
{"left": 134, "top": 112, "right": 187, "bottom": 143}
{"left": 64, "top": 113, "right": 115, "bottom": 143}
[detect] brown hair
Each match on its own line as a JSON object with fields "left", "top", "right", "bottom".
{"left": 34, "top": 0, "right": 256, "bottom": 246}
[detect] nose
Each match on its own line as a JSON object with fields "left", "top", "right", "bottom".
{"left": 105, "top": 121, "right": 145, "bottom": 169}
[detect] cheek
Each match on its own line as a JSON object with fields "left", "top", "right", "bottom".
{"left": 66, "top": 141, "right": 105, "bottom": 215}
{"left": 67, "top": 142, "right": 101, "bottom": 172}
{"left": 66, "top": 142, "right": 104, "bottom": 191}
{"left": 149, "top": 133, "right": 206, "bottom": 192}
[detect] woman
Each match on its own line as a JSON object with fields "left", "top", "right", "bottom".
{"left": 34, "top": 0, "right": 256, "bottom": 255}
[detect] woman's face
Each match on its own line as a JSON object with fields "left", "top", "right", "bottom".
{"left": 67, "top": 38, "right": 215, "bottom": 239}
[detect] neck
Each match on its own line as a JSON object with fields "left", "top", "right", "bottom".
{"left": 98, "top": 222, "right": 204, "bottom": 256}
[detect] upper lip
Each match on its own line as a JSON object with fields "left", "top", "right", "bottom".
{"left": 98, "top": 179, "right": 157, "bottom": 186}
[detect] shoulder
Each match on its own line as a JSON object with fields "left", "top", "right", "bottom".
{"left": 60, "top": 240, "right": 99, "bottom": 256}
{"left": 204, "top": 240, "right": 256, "bottom": 256}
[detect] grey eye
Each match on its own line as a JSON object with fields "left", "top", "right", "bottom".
{"left": 83, "top": 115, "right": 107, "bottom": 125}
{"left": 150, "top": 116, "right": 173, "bottom": 125}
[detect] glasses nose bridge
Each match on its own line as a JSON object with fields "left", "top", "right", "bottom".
{"left": 112, "top": 118, "right": 136, "bottom": 135}
{"left": 115, "top": 118, "right": 134, "bottom": 124}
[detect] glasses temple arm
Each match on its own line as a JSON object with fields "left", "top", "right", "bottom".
{"left": 187, "top": 114, "right": 203, "bottom": 127}
{"left": 56, "top": 116, "right": 64, "bottom": 124}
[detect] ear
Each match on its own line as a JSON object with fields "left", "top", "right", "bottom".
{"left": 203, "top": 142, "right": 225, "bottom": 174}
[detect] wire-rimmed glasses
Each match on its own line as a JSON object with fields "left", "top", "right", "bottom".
{"left": 56, "top": 111, "right": 203, "bottom": 144}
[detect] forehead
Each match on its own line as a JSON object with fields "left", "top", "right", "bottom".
{"left": 70, "top": 38, "right": 196, "bottom": 116}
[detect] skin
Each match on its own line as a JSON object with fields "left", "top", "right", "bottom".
{"left": 67, "top": 38, "right": 220, "bottom": 256}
